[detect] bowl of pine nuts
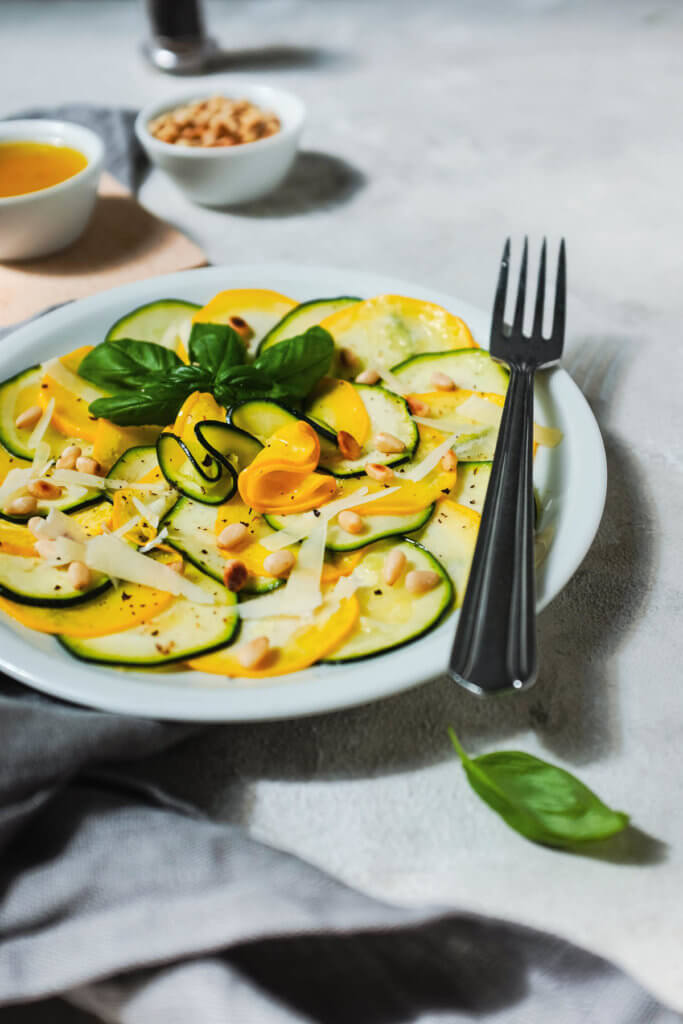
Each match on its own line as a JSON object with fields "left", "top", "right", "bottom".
{"left": 135, "top": 85, "right": 305, "bottom": 206}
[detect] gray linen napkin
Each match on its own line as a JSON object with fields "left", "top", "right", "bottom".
{"left": 0, "top": 108, "right": 678, "bottom": 1024}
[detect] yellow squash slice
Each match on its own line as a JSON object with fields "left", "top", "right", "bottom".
{"left": 189, "top": 595, "right": 359, "bottom": 677}
{"left": 306, "top": 378, "right": 371, "bottom": 445}
{"left": 319, "top": 294, "right": 477, "bottom": 375}
{"left": 238, "top": 421, "right": 337, "bottom": 514}
{"left": 193, "top": 289, "right": 296, "bottom": 350}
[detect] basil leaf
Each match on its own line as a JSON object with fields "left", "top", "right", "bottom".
{"left": 88, "top": 366, "right": 207, "bottom": 426}
{"left": 448, "top": 728, "right": 629, "bottom": 847}
{"left": 253, "top": 327, "right": 334, "bottom": 399}
{"left": 214, "top": 366, "right": 283, "bottom": 407}
{"left": 79, "top": 339, "right": 183, "bottom": 391}
{"left": 188, "top": 323, "right": 247, "bottom": 379}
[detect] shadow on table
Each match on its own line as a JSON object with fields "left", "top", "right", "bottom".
{"left": 203, "top": 44, "right": 355, "bottom": 73}
{"left": 217, "top": 151, "right": 367, "bottom": 218}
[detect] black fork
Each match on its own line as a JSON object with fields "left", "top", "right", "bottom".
{"left": 448, "top": 239, "right": 566, "bottom": 696}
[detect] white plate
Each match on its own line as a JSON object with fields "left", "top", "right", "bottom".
{"left": 0, "top": 264, "right": 606, "bottom": 721}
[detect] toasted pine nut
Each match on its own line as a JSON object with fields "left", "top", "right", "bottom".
{"left": 56, "top": 445, "right": 82, "bottom": 470}
{"left": 440, "top": 450, "right": 458, "bottom": 472}
{"left": 169, "top": 559, "right": 184, "bottom": 574}
{"left": 375, "top": 432, "right": 405, "bottom": 455}
{"left": 340, "top": 347, "right": 359, "bottom": 369}
{"left": 407, "top": 397, "right": 429, "bottom": 417}
{"left": 405, "top": 569, "right": 441, "bottom": 594}
{"left": 263, "top": 549, "right": 296, "bottom": 577}
{"left": 67, "top": 561, "right": 91, "bottom": 591}
{"left": 218, "top": 522, "right": 250, "bottom": 550}
{"left": 431, "top": 371, "right": 455, "bottom": 391}
{"left": 28, "top": 479, "right": 63, "bottom": 500}
{"left": 355, "top": 368, "right": 380, "bottom": 385}
{"left": 75, "top": 456, "right": 102, "bottom": 476}
{"left": 222, "top": 559, "right": 248, "bottom": 592}
{"left": 365, "top": 462, "right": 394, "bottom": 483}
{"left": 5, "top": 495, "right": 37, "bottom": 517}
{"left": 338, "top": 510, "right": 364, "bottom": 535}
{"left": 14, "top": 405, "right": 42, "bottom": 430}
{"left": 237, "top": 636, "right": 270, "bottom": 670}
{"left": 337, "top": 430, "right": 362, "bottom": 461}
{"left": 228, "top": 316, "right": 255, "bottom": 343}
{"left": 35, "top": 538, "right": 57, "bottom": 560}
{"left": 28, "top": 516, "right": 44, "bottom": 537}
{"left": 383, "top": 548, "right": 406, "bottom": 586}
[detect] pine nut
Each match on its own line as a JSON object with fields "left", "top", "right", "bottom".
{"left": 440, "top": 450, "right": 458, "bottom": 472}
{"left": 5, "top": 495, "right": 37, "bottom": 517}
{"left": 355, "top": 368, "right": 380, "bottom": 385}
{"left": 56, "top": 445, "right": 82, "bottom": 470}
{"left": 263, "top": 549, "right": 296, "bottom": 577}
{"left": 337, "top": 430, "right": 362, "bottom": 460}
{"left": 14, "top": 405, "right": 42, "bottom": 430}
{"left": 228, "top": 316, "right": 255, "bottom": 343}
{"left": 28, "top": 516, "right": 45, "bottom": 537}
{"left": 35, "top": 538, "right": 57, "bottom": 560}
{"left": 375, "top": 432, "right": 405, "bottom": 455}
{"left": 75, "top": 456, "right": 102, "bottom": 476}
{"left": 338, "top": 510, "right": 364, "bottom": 535}
{"left": 222, "top": 559, "right": 248, "bottom": 592}
{"left": 169, "top": 559, "right": 184, "bottom": 574}
{"left": 407, "top": 397, "right": 429, "bottom": 417}
{"left": 237, "top": 636, "right": 270, "bottom": 670}
{"left": 67, "top": 561, "right": 91, "bottom": 591}
{"left": 405, "top": 569, "right": 441, "bottom": 594}
{"left": 431, "top": 371, "right": 455, "bottom": 391}
{"left": 383, "top": 548, "right": 406, "bottom": 586}
{"left": 365, "top": 462, "right": 394, "bottom": 483}
{"left": 217, "top": 522, "right": 250, "bottom": 550}
{"left": 340, "top": 347, "right": 359, "bottom": 369}
{"left": 28, "top": 479, "right": 63, "bottom": 500}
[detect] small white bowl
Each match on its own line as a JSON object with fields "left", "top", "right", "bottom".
{"left": 0, "top": 120, "right": 103, "bottom": 261}
{"left": 135, "top": 84, "right": 305, "bottom": 207}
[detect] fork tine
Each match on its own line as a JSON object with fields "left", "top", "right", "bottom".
{"left": 491, "top": 238, "right": 511, "bottom": 338}
{"left": 512, "top": 236, "right": 528, "bottom": 335}
{"left": 551, "top": 238, "right": 566, "bottom": 343}
{"left": 531, "top": 238, "right": 547, "bottom": 338}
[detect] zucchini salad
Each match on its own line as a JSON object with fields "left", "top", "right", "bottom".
{"left": 0, "top": 289, "right": 561, "bottom": 678}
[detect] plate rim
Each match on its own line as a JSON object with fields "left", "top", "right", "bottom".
{"left": 0, "top": 263, "right": 607, "bottom": 721}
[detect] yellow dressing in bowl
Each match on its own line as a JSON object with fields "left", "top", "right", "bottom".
{"left": 0, "top": 141, "right": 87, "bottom": 198}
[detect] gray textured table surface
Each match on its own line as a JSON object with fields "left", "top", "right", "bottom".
{"left": 2, "top": 0, "right": 683, "bottom": 1018}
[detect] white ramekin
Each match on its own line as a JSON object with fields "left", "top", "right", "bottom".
{"left": 0, "top": 120, "right": 103, "bottom": 261}
{"left": 135, "top": 84, "right": 305, "bottom": 207}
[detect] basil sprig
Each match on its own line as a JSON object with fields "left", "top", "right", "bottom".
{"left": 449, "top": 728, "right": 629, "bottom": 847}
{"left": 79, "top": 323, "right": 334, "bottom": 427}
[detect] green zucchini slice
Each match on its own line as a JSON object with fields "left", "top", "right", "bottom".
{"left": 324, "top": 538, "right": 452, "bottom": 661}
{"left": 258, "top": 296, "right": 361, "bottom": 354}
{"left": 450, "top": 462, "right": 491, "bottom": 514}
{"left": 0, "top": 366, "right": 44, "bottom": 459}
{"left": 195, "top": 421, "right": 262, "bottom": 473}
{"left": 0, "top": 553, "right": 109, "bottom": 607}
{"left": 162, "top": 496, "right": 282, "bottom": 594}
{"left": 229, "top": 401, "right": 337, "bottom": 456}
{"left": 391, "top": 349, "right": 509, "bottom": 396}
{"left": 59, "top": 562, "right": 238, "bottom": 666}
{"left": 105, "top": 299, "right": 200, "bottom": 348}
{"left": 412, "top": 499, "right": 479, "bottom": 607}
{"left": 157, "top": 431, "right": 237, "bottom": 506}
{"left": 106, "top": 445, "right": 160, "bottom": 489}
{"left": 314, "top": 385, "right": 418, "bottom": 478}
{"left": 264, "top": 503, "right": 435, "bottom": 552}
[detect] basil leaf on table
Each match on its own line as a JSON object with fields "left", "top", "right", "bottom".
{"left": 188, "top": 323, "right": 247, "bottom": 379}
{"left": 79, "top": 338, "right": 183, "bottom": 391}
{"left": 253, "top": 327, "right": 334, "bottom": 399}
{"left": 449, "top": 728, "right": 629, "bottom": 848}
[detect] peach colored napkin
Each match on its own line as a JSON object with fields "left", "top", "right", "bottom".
{"left": 0, "top": 172, "right": 206, "bottom": 327}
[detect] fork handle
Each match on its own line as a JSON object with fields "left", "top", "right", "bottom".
{"left": 448, "top": 364, "right": 537, "bottom": 695}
